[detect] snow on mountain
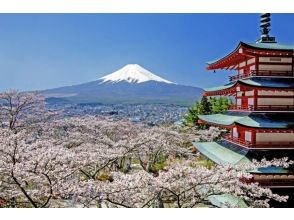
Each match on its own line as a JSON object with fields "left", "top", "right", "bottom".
{"left": 99, "top": 64, "right": 175, "bottom": 84}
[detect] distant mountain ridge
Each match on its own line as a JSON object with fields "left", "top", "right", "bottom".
{"left": 43, "top": 64, "right": 203, "bottom": 106}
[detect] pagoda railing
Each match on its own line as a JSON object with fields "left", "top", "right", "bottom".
{"left": 252, "top": 174, "right": 294, "bottom": 187}
{"left": 228, "top": 104, "right": 294, "bottom": 111}
{"left": 229, "top": 70, "right": 294, "bottom": 82}
{"left": 223, "top": 135, "right": 252, "bottom": 147}
{"left": 228, "top": 104, "right": 254, "bottom": 111}
{"left": 223, "top": 135, "right": 294, "bottom": 149}
{"left": 255, "top": 105, "right": 294, "bottom": 111}
{"left": 251, "top": 70, "right": 294, "bottom": 77}
{"left": 229, "top": 73, "right": 250, "bottom": 82}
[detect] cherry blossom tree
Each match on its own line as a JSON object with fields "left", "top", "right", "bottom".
{"left": 0, "top": 91, "right": 79, "bottom": 207}
{"left": 71, "top": 159, "right": 292, "bottom": 208}
{"left": 0, "top": 90, "right": 53, "bottom": 133}
{"left": 0, "top": 90, "right": 291, "bottom": 208}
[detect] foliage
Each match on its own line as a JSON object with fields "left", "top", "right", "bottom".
{"left": 209, "top": 96, "right": 232, "bottom": 114}
{"left": 0, "top": 90, "right": 56, "bottom": 133}
{"left": 183, "top": 96, "right": 211, "bottom": 126}
{"left": 183, "top": 96, "right": 232, "bottom": 127}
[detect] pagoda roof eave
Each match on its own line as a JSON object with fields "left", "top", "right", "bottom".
{"left": 204, "top": 82, "right": 236, "bottom": 92}
{"left": 204, "top": 83, "right": 236, "bottom": 96}
{"left": 243, "top": 42, "right": 294, "bottom": 51}
{"left": 251, "top": 167, "right": 290, "bottom": 174}
{"left": 193, "top": 141, "right": 251, "bottom": 165}
{"left": 206, "top": 41, "right": 294, "bottom": 70}
{"left": 198, "top": 113, "right": 248, "bottom": 127}
{"left": 204, "top": 77, "right": 294, "bottom": 95}
{"left": 208, "top": 194, "right": 248, "bottom": 208}
{"left": 235, "top": 112, "right": 294, "bottom": 129}
{"left": 194, "top": 141, "right": 292, "bottom": 178}
{"left": 206, "top": 42, "right": 244, "bottom": 70}
{"left": 199, "top": 112, "right": 294, "bottom": 129}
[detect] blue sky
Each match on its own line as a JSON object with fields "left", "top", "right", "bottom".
{"left": 0, "top": 13, "right": 293, "bottom": 91}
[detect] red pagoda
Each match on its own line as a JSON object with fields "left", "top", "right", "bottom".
{"left": 193, "top": 13, "right": 294, "bottom": 207}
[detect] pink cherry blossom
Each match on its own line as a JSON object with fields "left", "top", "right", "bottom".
{"left": 0, "top": 90, "right": 291, "bottom": 208}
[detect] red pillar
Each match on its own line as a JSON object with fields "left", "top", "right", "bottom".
{"left": 251, "top": 130, "right": 257, "bottom": 146}
{"left": 253, "top": 89, "right": 258, "bottom": 111}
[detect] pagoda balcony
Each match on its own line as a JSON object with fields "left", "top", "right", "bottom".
{"left": 252, "top": 174, "right": 294, "bottom": 187}
{"left": 229, "top": 70, "right": 294, "bottom": 82}
{"left": 223, "top": 135, "right": 252, "bottom": 147}
{"left": 228, "top": 104, "right": 294, "bottom": 111}
{"left": 223, "top": 135, "right": 294, "bottom": 149}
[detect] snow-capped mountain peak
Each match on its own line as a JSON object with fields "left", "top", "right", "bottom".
{"left": 99, "top": 64, "right": 174, "bottom": 84}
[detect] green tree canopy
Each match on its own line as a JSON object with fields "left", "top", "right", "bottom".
{"left": 209, "top": 96, "right": 232, "bottom": 114}
{"left": 183, "top": 96, "right": 232, "bottom": 127}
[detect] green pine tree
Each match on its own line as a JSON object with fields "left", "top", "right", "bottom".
{"left": 183, "top": 102, "right": 201, "bottom": 126}
{"left": 183, "top": 96, "right": 212, "bottom": 127}
{"left": 200, "top": 96, "right": 212, "bottom": 115}
{"left": 211, "top": 96, "right": 232, "bottom": 113}
{"left": 183, "top": 96, "right": 231, "bottom": 127}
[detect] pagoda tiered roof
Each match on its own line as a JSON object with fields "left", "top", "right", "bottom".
{"left": 243, "top": 42, "right": 294, "bottom": 51}
{"left": 208, "top": 194, "right": 248, "bottom": 208}
{"left": 194, "top": 140, "right": 294, "bottom": 188}
{"left": 194, "top": 140, "right": 294, "bottom": 166}
{"left": 198, "top": 112, "right": 294, "bottom": 128}
{"left": 204, "top": 77, "right": 294, "bottom": 96}
{"left": 196, "top": 14, "right": 294, "bottom": 194}
{"left": 207, "top": 41, "right": 294, "bottom": 70}
{"left": 235, "top": 113, "right": 294, "bottom": 128}
{"left": 252, "top": 167, "right": 290, "bottom": 174}
{"left": 193, "top": 141, "right": 251, "bottom": 165}
{"left": 198, "top": 112, "right": 248, "bottom": 127}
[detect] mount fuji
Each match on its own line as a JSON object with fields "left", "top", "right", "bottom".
{"left": 99, "top": 64, "right": 174, "bottom": 84}
{"left": 43, "top": 64, "right": 203, "bottom": 106}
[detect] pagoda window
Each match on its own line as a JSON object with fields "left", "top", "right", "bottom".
{"left": 236, "top": 98, "right": 242, "bottom": 107}
{"left": 245, "top": 131, "right": 252, "bottom": 142}
{"left": 233, "top": 127, "right": 239, "bottom": 138}
{"left": 248, "top": 98, "right": 254, "bottom": 108}
{"left": 236, "top": 91, "right": 243, "bottom": 97}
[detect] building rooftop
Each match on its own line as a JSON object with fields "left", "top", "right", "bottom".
{"left": 204, "top": 77, "right": 294, "bottom": 93}
{"left": 251, "top": 167, "right": 290, "bottom": 174}
{"left": 208, "top": 194, "right": 248, "bottom": 208}
{"left": 198, "top": 112, "right": 248, "bottom": 126}
{"left": 193, "top": 141, "right": 251, "bottom": 165}
{"left": 206, "top": 41, "right": 294, "bottom": 70}
{"left": 244, "top": 42, "right": 294, "bottom": 51}
{"left": 194, "top": 141, "right": 292, "bottom": 173}
{"left": 198, "top": 112, "right": 294, "bottom": 128}
{"left": 235, "top": 113, "right": 294, "bottom": 128}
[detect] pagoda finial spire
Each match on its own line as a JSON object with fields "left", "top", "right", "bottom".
{"left": 257, "top": 13, "right": 277, "bottom": 43}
